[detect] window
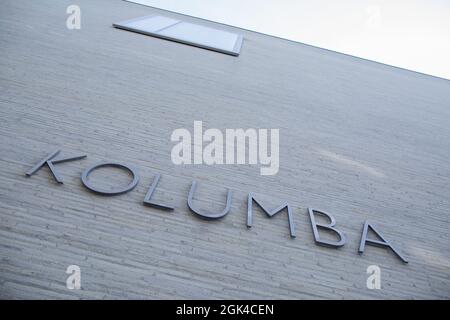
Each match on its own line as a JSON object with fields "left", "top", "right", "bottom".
{"left": 113, "top": 15, "right": 243, "bottom": 56}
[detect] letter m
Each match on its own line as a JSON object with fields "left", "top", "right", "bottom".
{"left": 247, "top": 193, "right": 296, "bottom": 238}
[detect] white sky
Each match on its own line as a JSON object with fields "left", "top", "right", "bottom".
{"left": 127, "top": 0, "right": 450, "bottom": 80}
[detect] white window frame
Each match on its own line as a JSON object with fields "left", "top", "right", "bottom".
{"left": 113, "top": 15, "right": 244, "bottom": 56}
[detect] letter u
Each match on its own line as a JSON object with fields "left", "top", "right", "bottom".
{"left": 187, "top": 180, "right": 232, "bottom": 219}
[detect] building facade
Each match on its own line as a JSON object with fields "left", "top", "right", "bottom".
{"left": 1, "top": 0, "right": 449, "bottom": 299}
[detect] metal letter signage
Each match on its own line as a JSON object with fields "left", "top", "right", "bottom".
{"left": 25, "top": 149, "right": 86, "bottom": 184}
{"left": 25, "top": 149, "right": 409, "bottom": 264}
{"left": 308, "top": 208, "right": 346, "bottom": 247}
{"left": 143, "top": 174, "right": 174, "bottom": 210}
{"left": 247, "top": 193, "right": 296, "bottom": 238}
{"left": 81, "top": 162, "right": 139, "bottom": 195}
{"left": 188, "top": 180, "right": 232, "bottom": 219}
{"left": 359, "top": 221, "right": 408, "bottom": 263}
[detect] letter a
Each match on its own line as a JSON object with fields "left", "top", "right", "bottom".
{"left": 359, "top": 221, "right": 408, "bottom": 263}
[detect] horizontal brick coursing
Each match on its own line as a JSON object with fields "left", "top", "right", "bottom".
{"left": 0, "top": 0, "right": 449, "bottom": 299}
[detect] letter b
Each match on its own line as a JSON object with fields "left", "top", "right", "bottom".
{"left": 308, "top": 208, "right": 346, "bottom": 248}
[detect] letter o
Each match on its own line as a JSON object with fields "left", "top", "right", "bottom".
{"left": 81, "top": 162, "right": 139, "bottom": 195}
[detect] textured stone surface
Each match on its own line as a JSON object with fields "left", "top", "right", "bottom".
{"left": 0, "top": 0, "right": 449, "bottom": 299}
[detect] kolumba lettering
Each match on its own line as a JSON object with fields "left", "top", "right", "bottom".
{"left": 25, "top": 149, "right": 408, "bottom": 263}
{"left": 143, "top": 173, "right": 174, "bottom": 210}
{"left": 25, "top": 150, "right": 86, "bottom": 184}
{"left": 81, "top": 161, "right": 139, "bottom": 195}
{"left": 188, "top": 180, "right": 232, "bottom": 219}
{"left": 308, "top": 209, "right": 346, "bottom": 248}
{"left": 247, "top": 193, "right": 296, "bottom": 238}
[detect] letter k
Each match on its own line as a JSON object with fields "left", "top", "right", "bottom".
{"left": 25, "top": 149, "right": 86, "bottom": 184}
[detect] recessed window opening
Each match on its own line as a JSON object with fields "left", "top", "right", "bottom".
{"left": 113, "top": 15, "right": 244, "bottom": 56}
